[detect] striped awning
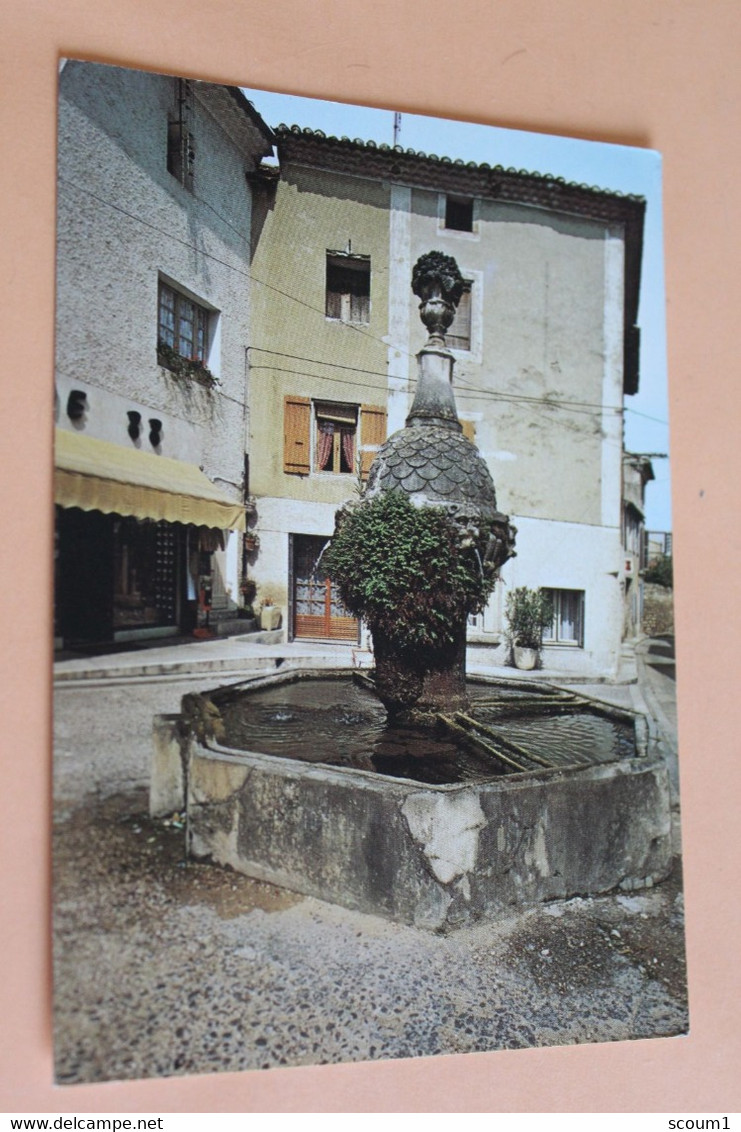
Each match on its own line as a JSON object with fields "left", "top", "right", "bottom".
{"left": 55, "top": 429, "right": 245, "bottom": 532}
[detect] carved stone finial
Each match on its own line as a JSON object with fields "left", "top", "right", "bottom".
{"left": 411, "top": 251, "right": 465, "bottom": 344}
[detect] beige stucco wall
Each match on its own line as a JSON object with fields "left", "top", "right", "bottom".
{"left": 248, "top": 165, "right": 390, "bottom": 507}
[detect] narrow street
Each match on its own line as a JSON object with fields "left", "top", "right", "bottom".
{"left": 52, "top": 638, "right": 687, "bottom": 1084}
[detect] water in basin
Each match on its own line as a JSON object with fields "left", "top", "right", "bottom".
{"left": 217, "top": 676, "right": 635, "bottom": 787}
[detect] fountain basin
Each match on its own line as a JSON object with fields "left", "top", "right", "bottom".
{"left": 152, "top": 668, "right": 672, "bottom": 932}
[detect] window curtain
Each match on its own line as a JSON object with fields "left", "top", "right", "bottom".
{"left": 340, "top": 427, "right": 355, "bottom": 472}
{"left": 317, "top": 421, "right": 335, "bottom": 471}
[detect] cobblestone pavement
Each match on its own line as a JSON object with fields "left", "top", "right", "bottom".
{"left": 52, "top": 649, "right": 688, "bottom": 1085}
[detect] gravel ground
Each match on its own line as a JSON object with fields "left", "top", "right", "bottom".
{"left": 52, "top": 674, "right": 689, "bottom": 1085}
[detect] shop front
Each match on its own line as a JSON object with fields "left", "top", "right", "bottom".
{"left": 54, "top": 429, "right": 245, "bottom": 649}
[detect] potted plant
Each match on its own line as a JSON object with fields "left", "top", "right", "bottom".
{"left": 157, "top": 340, "right": 218, "bottom": 390}
{"left": 238, "top": 577, "right": 257, "bottom": 619}
{"left": 505, "top": 587, "right": 553, "bottom": 670}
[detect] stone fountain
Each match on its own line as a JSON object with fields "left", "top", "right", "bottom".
{"left": 151, "top": 253, "right": 672, "bottom": 932}
{"left": 326, "top": 251, "right": 516, "bottom": 718}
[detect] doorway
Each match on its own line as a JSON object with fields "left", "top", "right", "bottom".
{"left": 290, "top": 534, "right": 358, "bottom": 642}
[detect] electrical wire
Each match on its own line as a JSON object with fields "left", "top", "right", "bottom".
{"left": 57, "top": 177, "right": 668, "bottom": 439}
{"left": 57, "top": 176, "right": 669, "bottom": 432}
{"left": 247, "top": 363, "right": 623, "bottom": 422}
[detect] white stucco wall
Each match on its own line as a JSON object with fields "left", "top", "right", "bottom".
{"left": 496, "top": 516, "right": 625, "bottom": 677}
{"left": 56, "top": 62, "right": 267, "bottom": 603}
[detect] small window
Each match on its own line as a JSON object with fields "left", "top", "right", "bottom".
{"left": 314, "top": 401, "right": 358, "bottom": 474}
{"left": 542, "top": 589, "right": 585, "bottom": 647}
{"left": 167, "top": 79, "right": 195, "bottom": 191}
{"left": 447, "top": 280, "right": 472, "bottom": 351}
{"left": 158, "top": 281, "right": 210, "bottom": 364}
{"left": 326, "top": 254, "right": 370, "bottom": 324}
{"left": 445, "top": 195, "right": 474, "bottom": 232}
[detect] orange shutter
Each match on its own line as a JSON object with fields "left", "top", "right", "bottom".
{"left": 460, "top": 419, "right": 476, "bottom": 443}
{"left": 284, "top": 395, "right": 311, "bottom": 475}
{"left": 360, "top": 405, "right": 387, "bottom": 480}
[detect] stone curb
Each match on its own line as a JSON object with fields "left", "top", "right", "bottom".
{"left": 54, "top": 638, "right": 641, "bottom": 688}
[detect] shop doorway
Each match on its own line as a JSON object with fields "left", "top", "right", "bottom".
{"left": 112, "top": 517, "right": 183, "bottom": 640}
{"left": 290, "top": 534, "right": 358, "bottom": 642}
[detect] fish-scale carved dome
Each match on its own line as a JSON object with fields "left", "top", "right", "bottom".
{"left": 366, "top": 421, "right": 502, "bottom": 520}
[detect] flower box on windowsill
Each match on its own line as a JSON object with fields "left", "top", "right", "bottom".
{"left": 157, "top": 344, "right": 218, "bottom": 390}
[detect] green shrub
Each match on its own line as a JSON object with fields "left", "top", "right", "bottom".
{"left": 643, "top": 554, "right": 673, "bottom": 589}
{"left": 323, "top": 490, "right": 498, "bottom": 656}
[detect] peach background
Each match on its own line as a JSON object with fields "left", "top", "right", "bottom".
{"left": 1, "top": 0, "right": 739, "bottom": 1113}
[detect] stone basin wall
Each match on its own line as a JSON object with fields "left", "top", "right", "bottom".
{"left": 152, "top": 690, "right": 672, "bottom": 932}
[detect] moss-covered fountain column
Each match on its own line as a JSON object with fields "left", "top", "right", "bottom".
{"left": 324, "top": 252, "right": 516, "bottom": 720}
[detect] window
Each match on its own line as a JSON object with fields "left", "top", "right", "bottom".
{"left": 444, "top": 194, "right": 474, "bottom": 232}
{"left": 326, "top": 254, "right": 370, "bottom": 324}
{"left": 158, "top": 281, "right": 210, "bottom": 365}
{"left": 542, "top": 589, "right": 585, "bottom": 647}
{"left": 314, "top": 401, "right": 358, "bottom": 474}
{"left": 284, "top": 396, "right": 386, "bottom": 479}
{"left": 167, "top": 79, "right": 195, "bottom": 191}
{"left": 447, "top": 280, "right": 472, "bottom": 351}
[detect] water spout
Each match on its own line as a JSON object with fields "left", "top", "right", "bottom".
{"left": 312, "top": 539, "right": 332, "bottom": 577}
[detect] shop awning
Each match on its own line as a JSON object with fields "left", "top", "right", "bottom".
{"left": 55, "top": 429, "right": 246, "bottom": 532}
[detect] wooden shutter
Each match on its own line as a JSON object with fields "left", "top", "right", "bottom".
{"left": 360, "top": 404, "right": 387, "bottom": 480}
{"left": 284, "top": 395, "right": 311, "bottom": 475}
{"left": 350, "top": 290, "right": 370, "bottom": 324}
{"left": 448, "top": 282, "right": 472, "bottom": 350}
{"left": 325, "top": 287, "right": 341, "bottom": 319}
{"left": 460, "top": 419, "right": 476, "bottom": 443}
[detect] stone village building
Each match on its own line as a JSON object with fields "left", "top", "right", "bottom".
{"left": 54, "top": 64, "right": 648, "bottom": 679}
{"left": 246, "top": 126, "right": 645, "bottom": 677}
{"left": 54, "top": 62, "right": 274, "bottom": 646}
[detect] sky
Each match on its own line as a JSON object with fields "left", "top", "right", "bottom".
{"left": 242, "top": 86, "right": 672, "bottom": 533}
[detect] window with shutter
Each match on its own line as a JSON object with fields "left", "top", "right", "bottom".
{"left": 283, "top": 395, "right": 311, "bottom": 475}
{"left": 326, "top": 253, "right": 370, "bottom": 324}
{"left": 460, "top": 419, "right": 476, "bottom": 443}
{"left": 284, "top": 398, "right": 386, "bottom": 479}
